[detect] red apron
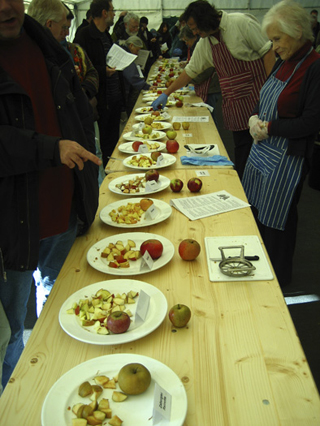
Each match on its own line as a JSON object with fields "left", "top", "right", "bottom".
{"left": 194, "top": 76, "right": 212, "bottom": 103}
{"left": 209, "top": 37, "right": 266, "bottom": 131}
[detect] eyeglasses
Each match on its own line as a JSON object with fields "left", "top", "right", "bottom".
{"left": 52, "top": 20, "right": 69, "bottom": 31}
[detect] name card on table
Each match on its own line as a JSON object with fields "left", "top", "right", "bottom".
{"left": 196, "top": 170, "right": 210, "bottom": 177}
{"left": 156, "top": 154, "right": 165, "bottom": 166}
{"left": 135, "top": 289, "right": 150, "bottom": 324}
{"left": 145, "top": 180, "right": 161, "bottom": 192}
{"left": 140, "top": 250, "right": 154, "bottom": 271}
{"left": 172, "top": 116, "right": 209, "bottom": 123}
{"left": 138, "top": 144, "right": 149, "bottom": 153}
{"left": 145, "top": 204, "right": 157, "bottom": 220}
{"left": 182, "top": 133, "right": 193, "bottom": 137}
{"left": 153, "top": 383, "right": 172, "bottom": 424}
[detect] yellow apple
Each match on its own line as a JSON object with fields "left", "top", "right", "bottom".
{"left": 118, "top": 363, "right": 151, "bottom": 395}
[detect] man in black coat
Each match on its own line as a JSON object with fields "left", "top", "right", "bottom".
{"left": 0, "top": 0, "right": 100, "bottom": 391}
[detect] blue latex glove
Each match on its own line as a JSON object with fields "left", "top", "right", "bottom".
{"left": 151, "top": 93, "right": 168, "bottom": 110}
{"left": 180, "top": 155, "right": 234, "bottom": 166}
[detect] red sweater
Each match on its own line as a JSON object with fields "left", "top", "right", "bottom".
{"left": 275, "top": 41, "right": 320, "bottom": 118}
{"left": 0, "top": 31, "right": 74, "bottom": 239}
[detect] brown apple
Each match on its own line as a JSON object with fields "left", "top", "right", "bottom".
{"left": 118, "top": 363, "right": 151, "bottom": 395}
{"left": 150, "top": 151, "right": 162, "bottom": 162}
{"left": 169, "top": 304, "right": 191, "bottom": 328}
{"left": 172, "top": 122, "right": 181, "bottom": 130}
{"left": 175, "top": 100, "right": 183, "bottom": 108}
{"left": 140, "top": 198, "right": 154, "bottom": 211}
{"left": 140, "top": 239, "right": 163, "bottom": 259}
{"left": 178, "top": 239, "right": 201, "bottom": 260}
{"left": 182, "top": 122, "right": 190, "bottom": 130}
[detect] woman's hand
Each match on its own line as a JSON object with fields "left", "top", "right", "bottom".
{"left": 249, "top": 115, "right": 269, "bottom": 141}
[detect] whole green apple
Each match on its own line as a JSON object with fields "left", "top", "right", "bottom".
{"left": 169, "top": 304, "right": 191, "bottom": 328}
{"left": 118, "top": 363, "right": 151, "bottom": 395}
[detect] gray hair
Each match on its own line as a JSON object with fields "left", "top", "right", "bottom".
{"left": 123, "top": 12, "right": 139, "bottom": 25}
{"left": 179, "top": 25, "right": 196, "bottom": 41}
{"left": 125, "top": 36, "right": 143, "bottom": 48}
{"left": 27, "top": 0, "right": 66, "bottom": 26}
{"left": 262, "top": 0, "right": 314, "bottom": 43}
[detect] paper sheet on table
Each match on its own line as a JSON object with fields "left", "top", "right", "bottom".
{"left": 170, "top": 190, "right": 250, "bottom": 221}
{"left": 106, "top": 43, "right": 137, "bottom": 70}
{"left": 189, "top": 102, "right": 213, "bottom": 112}
{"left": 172, "top": 116, "right": 209, "bottom": 123}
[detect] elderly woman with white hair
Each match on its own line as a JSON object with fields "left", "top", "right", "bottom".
{"left": 242, "top": 1, "right": 320, "bottom": 287}
{"left": 121, "top": 36, "right": 150, "bottom": 115}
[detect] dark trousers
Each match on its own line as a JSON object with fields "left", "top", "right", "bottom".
{"left": 97, "top": 101, "right": 122, "bottom": 168}
{"left": 252, "top": 163, "right": 308, "bottom": 287}
{"left": 232, "top": 129, "right": 253, "bottom": 180}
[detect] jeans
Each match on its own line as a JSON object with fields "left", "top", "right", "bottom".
{"left": 0, "top": 208, "right": 78, "bottom": 390}
{"left": 0, "top": 300, "right": 10, "bottom": 395}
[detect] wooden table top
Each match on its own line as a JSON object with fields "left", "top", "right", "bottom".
{"left": 1, "top": 168, "right": 319, "bottom": 425}
{"left": 105, "top": 91, "right": 232, "bottom": 175}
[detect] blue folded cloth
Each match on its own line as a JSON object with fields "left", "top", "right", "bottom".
{"left": 180, "top": 155, "right": 234, "bottom": 166}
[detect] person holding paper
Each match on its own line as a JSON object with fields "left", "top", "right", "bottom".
{"left": 152, "top": 1, "right": 275, "bottom": 179}
{"left": 75, "top": 0, "right": 125, "bottom": 167}
{"left": 121, "top": 36, "right": 151, "bottom": 115}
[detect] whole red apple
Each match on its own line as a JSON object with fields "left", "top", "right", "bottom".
{"left": 140, "top": 239, "right": 163, "bottom": 259}
{"left": 145, "top": 169, "right": 159, "bottom": 182}
{"left": 132, "top": 141, "right": 143, "bottom": 152}
{"left": 178, "top": 239, "right": 201, "bottom": 260}
{"left": 107, "top": 311, "right": 131, "bottom": 334}
{"left": 187, "top": 177, "right": 202, "bottom": 192}
{"left": 169, "top": 304, "right": 191, "bottom": 328}
{"left": 175, "top": 100, "right": 183, "bottom": 108}
{"left": 170, "top": 178, "right": 183, "bottom": 192}
{"left": 166, "top": 140, "right": 179, "bottom": 153}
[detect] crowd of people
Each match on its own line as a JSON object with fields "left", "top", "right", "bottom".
{"left": 1, "top": 0, "right": 320, "bottom": 399}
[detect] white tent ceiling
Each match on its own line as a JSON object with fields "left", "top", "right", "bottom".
{"left": 24, "top": 0, "right": 320, "bottom": 41}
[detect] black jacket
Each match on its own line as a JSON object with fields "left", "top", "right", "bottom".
{"left": 0, "top": 15, "right": 99, "bottom": 275}
{"left": 74, "top": 21, "right": 109, "bottom": 111}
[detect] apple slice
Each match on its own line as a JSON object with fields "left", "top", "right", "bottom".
{"left": 72, "top": 403, "right": 84, "bottom": 416}
{"left": 93, "top": 411, "right": 106, "bottom": 421}
{"left": 86, "top": 415, "right": 102, "bottom": 425}
{"left": 112, "top": 391, "right": 128, "bottom": 402}
{"left": 78, "top": 381, "right": 93, "bottom": 398}
{"left": 97, "top": 398, "right": 110, "bottom": 411}
{"left": 72, "top": 419, "right": 87, "bottom": 426}
{"left": 109, "top": 415, "right": 123, "bottom": 426}
{"left": 103, "top": 378, "right": 116, "bottom": 389}
{"left": 90, "top": 385, "right": 103, "bottom": 401}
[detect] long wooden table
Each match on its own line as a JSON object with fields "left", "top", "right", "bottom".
{"left": 1, "top": 167, "right": 320, "bottom": 425}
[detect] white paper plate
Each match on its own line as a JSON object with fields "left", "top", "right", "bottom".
{"left": 123, "top": 131, "right": 166, "bottom": 142}
{"left": 41, "top": 353, "right": 187, "bottom": 426}
{"left": 87, "top": 232, "right": 174, "bottom": 275}
{"left": 142, "top": 95, "right": 158, "bottom": 102}
{"left": 135, "top": 113, "right": 171, "bottom": 122}
{"left": 100, "top": 198, "right": 172, "bottom": 228}
{"left": 135, "top": 106, "right": 168, "bottom": 114}
{"left": 108, "top": 173, "right": 170, "bottom": 196}
{"left": 59, "top": 279, "right": 167, "bottom": 345}
{"left": 132, "top": 122, "right": 172, "bottom": 131}
{"left": 123, "top": 153, "right": 176, "bottom": 170}
{"left": 118, "top": 141, "right": 166, "bottom": 154}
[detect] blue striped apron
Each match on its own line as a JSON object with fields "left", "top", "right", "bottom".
{"left": 242, "top": 49, "right": 312, "bottom": 231}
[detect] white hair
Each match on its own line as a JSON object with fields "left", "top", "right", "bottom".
{"left": 27, "top": 0, "right": 66, "bottom": 26}
{"left": 125, "top": 36, "right": 143, "bottom": 48}
{"left": 123, "top": 12, "right": 139, "bottom": 25}
{"left": 262, "top": 0, "right": 314, "bottom": 42}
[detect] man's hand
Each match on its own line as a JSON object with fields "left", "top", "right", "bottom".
{"left": 59, "top": 140, "right": 102, "bottom": 170}
{"left": 106, "top": 66, "right": 116, "bottom": 77}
